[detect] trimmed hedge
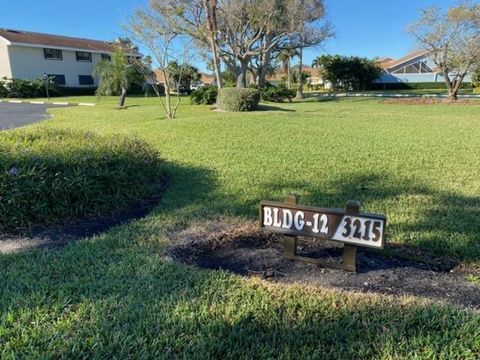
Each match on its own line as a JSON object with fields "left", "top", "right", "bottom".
{"left": 191, "top": 85, "right": 218, "bottom": 105}
{"left": 0, "top": 77, "right": 153, "bottom": 98}
{"left": 0, "top": 78, "right": 98, "bottom": 98}
{"left": 0, "top": 128, "right": 164, "bottom": 233}
{"left": 0, "top": 78, "right": 52, "bottom": 98}
{"left": 369, "top": 82, "right": 473, "bottom": 91}
{"left": 260, "top": 86, "right": 295, "bottom": 102}
{"left": 217, "top": 88, "right": 260, "bottom": 111}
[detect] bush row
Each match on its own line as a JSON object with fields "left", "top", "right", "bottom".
{"left": 256, "top": 85, "right": 295, "bottom": 102}
{"left": 190, "top": 83, "right": 295, "bottom": 108}
{"left": 0, "top": 78, "right": 99, "bottom": 98}
{"left": 0, "top": 128, "right": 165, "bottom": 233}
{"left": 190, "top": 85, "right": 218, "bottom": 105}
{"left": 0, "top": 77, "right": 159, "bottom": 99}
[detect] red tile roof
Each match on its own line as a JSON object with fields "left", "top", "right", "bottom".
{"left": 153, "top": 70, "right": 215, "bottom": 85}
{"left": 266, "top": 66, "right": 321, "bottom": 82}
{"left": 0, "top": 28, "right": 139, "bottom": 55}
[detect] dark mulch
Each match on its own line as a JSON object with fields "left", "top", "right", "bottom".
{"left": 383, "top": 98, "right": 480, "bottom": 105}
{"left": 169, "top": 222, "right": 480, "bottom": 310}
{"left": 0, "top": 181, "right": 168, "bottom": 253}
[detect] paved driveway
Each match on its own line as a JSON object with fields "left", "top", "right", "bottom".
{"left": 0, "top": 102, "right": 65, "bottom": 130}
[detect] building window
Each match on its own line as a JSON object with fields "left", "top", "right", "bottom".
{"left": 48, "top": 74, "right": 66, "bottom": 86}
{"left": 78, "top": 75, "right": 94, "bottom": 86}
{"left": 76, "top": 51, "right": 92, "bottom": 62}
{"left": 44, "top": 48, "right": 62, "bottom": 60}
{"left": 420, "top": 61, "right": 433, "bottom": 73}
{"left": 101, "top": 53, "right": 111, "bottom": 61}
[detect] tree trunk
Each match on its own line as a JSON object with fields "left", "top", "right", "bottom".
{"left": 287, "top": 59, "right": 291, "bottom": 89}
{"left": 296, "top": 44, "right": 304, "bottom": 99}
{"left": 258, "top": 64, "right": 266, "bottom": 88}
{"left": 165, "top": 85, "right": 173, "bottom": 118}
{"left": 236, "top": 59, "right": 249, "bottom": 88}
{"left": 443, "top": 70, "right": 457, "bottom": 101}
{"left": 204, "top": 0, "right": 223, "bottom": 89}
{"left": 449, "top": 75, "right": 466, "bottom": 102}
{"left": 118, "top": 88, "right": 127, "bottom": 108}
{"left": 257, "top": 50, "right": 271, "bottom": 88}
{"left": 448, "top": 88, "right": 458, "bottom": 101}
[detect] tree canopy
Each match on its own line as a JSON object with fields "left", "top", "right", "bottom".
{"left": 313, "top": 55, "right": 381, "bottom": 91}
{"left": 93, "top": 48, "right": 145, "bottom": 108}
{"left": 408, "top": 1, "right": 480, "bottom": 100}
{"left": 148, "top": 0, "right": 332, "bottom": 88}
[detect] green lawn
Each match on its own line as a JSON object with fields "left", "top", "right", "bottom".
{"left": 1, "top": 96, "right": 479, "bottom": 358}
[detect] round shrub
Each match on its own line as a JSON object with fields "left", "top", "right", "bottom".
{"left": 0, "top": 128, "right": 164, "bottom": 233}
{"left": 190, "top": 85, "right": 218, "bottom": 105}
{"left": 217, "top": 88, "right": 260, "bottom": 111}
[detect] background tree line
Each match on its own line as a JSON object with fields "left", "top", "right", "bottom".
{"left": 312, "top": 55, "right": 381, "bottom": 91}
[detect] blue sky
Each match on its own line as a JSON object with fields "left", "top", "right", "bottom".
{"left": 0, "top": 0, "right": 465, "bottom": 71}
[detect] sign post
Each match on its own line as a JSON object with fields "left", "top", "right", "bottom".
{"left": 260, "top": 195, "right": 387, "bottom": 272}
{"left": 43, "top": 73, "right": 50, "bottom": 100}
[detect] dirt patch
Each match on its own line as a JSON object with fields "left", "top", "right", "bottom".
{"left": 383, "top": 98, "right": 480, "bottom": 105}
{"left": 0, "top": 182, "right": 168, "bottom": 254}
{"left": 169, "top": 222, "right": 480, "bottom": 310}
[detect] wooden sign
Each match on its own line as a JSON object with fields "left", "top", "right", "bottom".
{"left": 260, "top": 195, "right": 387, "bottom": 272}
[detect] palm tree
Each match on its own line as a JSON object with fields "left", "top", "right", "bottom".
{"left": 277, "top": 48, "right": 299, "bottom": 89}
{"left": 93, "top": 48, "right": 141, "bottom": 108}
{"left": 312, "top": 56, "right": 322, "bottom": 69}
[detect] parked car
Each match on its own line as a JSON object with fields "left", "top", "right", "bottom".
{"left": 191, "top": 81, "right": 205, "bottom": 91}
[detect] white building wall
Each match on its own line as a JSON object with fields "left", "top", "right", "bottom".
{"left": 0, "top": 38, "right": 12, "bottom": 79}
{"left": 8, "top": 45, "right": 102, "bottom": 87}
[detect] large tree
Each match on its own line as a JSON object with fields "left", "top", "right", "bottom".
{"left": 286, "top": 0, "right": 334, "bottom": 99}
{"left": 149, "top": 0, "right": 331, "bottom": 88}
{"left": 314, "top": 55, "right": 381, "bottom": 91}
{"left": 408, "top": 1, "right": 480, "bottom": 101}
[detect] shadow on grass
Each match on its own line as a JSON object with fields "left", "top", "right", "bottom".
{"left": 233, "top": 173, "right": 480, "bottom": 263}
{"left": 0, "top": 160, "right": 219, "bottom": 252}
{"left": 0, "top": 248, "right": 477, "bottom": 357}
{"left": 0, "top": 162, "right": 479, "bottom": 356}
{"left": 293, "top": 96, "right": 341, "bottom": 103}
{"left": 256, "top": 104, "right": 296, "bottom": 112}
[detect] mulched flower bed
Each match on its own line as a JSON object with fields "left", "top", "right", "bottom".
{"left": 383, "top": 98, "right": 480, "bottom": 105}
{"left": 169, "top": 221, "right": 480, "bottom": 311}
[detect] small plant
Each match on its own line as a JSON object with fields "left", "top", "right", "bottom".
{"left": 190, "top": 85, "right": 218, "bottom": 105}
{"left": 217, "top": 88, "right": 260, "bottom": 111}
{"left": 466, "top": 274, "right": 480, "bottom": 284}
{"left": 0, "top": 128, "right": 164, "bottom": 233}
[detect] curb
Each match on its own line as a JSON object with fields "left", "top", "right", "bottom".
{"left": 0, "top": 99, "right": 95, "bottom": 106}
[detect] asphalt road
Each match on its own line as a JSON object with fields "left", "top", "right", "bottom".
{"left": 0, "top": 102, "right": 65, "bottom": 130}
